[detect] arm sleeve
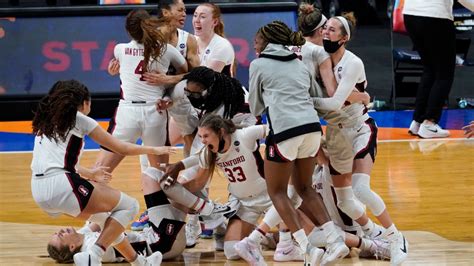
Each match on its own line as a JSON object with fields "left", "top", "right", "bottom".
{"left": 248, "top": 61, "right": 266, "bottom": 116}
{"left": 312, "top": 60, "right": 364, "bottom": 111}
{"left": 182, "top": 154, "right": 199, "bottom": 169}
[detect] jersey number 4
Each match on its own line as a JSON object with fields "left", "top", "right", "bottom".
{"left": 135, "top": 60, "right": 145, "bottom": 81}
{"left": 224, "top": 166, "right": 247, "bottom": 183}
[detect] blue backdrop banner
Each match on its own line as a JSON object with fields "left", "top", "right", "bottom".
{"left": 0, "top": 11, "right": 296, "bottom": 96}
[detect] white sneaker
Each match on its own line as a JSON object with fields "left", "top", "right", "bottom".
{"left": 305, "top": 245, "right": 324, "bottom": 265}
{"left": 131, "top": 252, "right": 163, "bottom": 266}
{"left": 146, "top": 251, "right": 163, "bottom": 265}
{"left": 374, "top": 239, "right": 391, "bottom": 261}
{"left": 321, "top": 237, "right": 350, "bottom": 266}
{"left": 390, "top": 233, "right": 408, "bottom": 266}
{"left": 199, "top": 200, "right": 240, "bottom": 230}
{"left": 417, "top": 122, "right": 450, "bottom": 138}
{"left": 408, "top": 120, "right": 420, "bottom": 136}
{"left": 234, "top": 237, "right": 267, "bottom": 266}
{"left": 273, "top": 241, "right": 304, "bottom": 262}
{"left": 185, "top": 219, "right": 201, "bottom": 248}
{"left": 363, "top": 223, "right": 385, "bottom": 240}
{"left": 73, "top": 251, "right": 102, "bottom": 266}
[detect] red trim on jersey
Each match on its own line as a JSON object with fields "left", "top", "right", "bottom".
{"left": 355, "top": 119, "right": 376, "bottom": 160}
{"left": 65, "top": 172, "right": 84, "bottom": 211}
{"left": 64, "top": 135, "right": 83, "bottom": 173}
{"left": 252, "top": 147, "right": 265, "bottom": 179}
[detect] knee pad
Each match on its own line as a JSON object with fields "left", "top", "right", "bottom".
{"left": 143, "top": 167, "right": 164, "bottom": 183}
{"left": 334, "top": 186, "right": 365, "bottom": 220}
{"left": 110, "top": 192, "right": 140, "bottom": 228}
{"left": 287, "top": 185, "right": 303, "bottom": 208}
{"left": 352, "top": 173, "right": 386, "bottom": 216}
{"left": 224, "top": 241, "right": 240, "bottom": 260}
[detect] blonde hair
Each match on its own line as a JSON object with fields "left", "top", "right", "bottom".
{"left": 298, "top": 3, "right": 325, "bottom": 36}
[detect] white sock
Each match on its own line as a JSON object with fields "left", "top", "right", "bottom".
{"left": 197, "top": 199, "right": 213, "bottom": 216}
{"left": 292, "top": 229, "right": 309, "bottom": 252}
{"left": 249, "top": 229, "right": 265, "bottom": 244}
{"left": 384, "top": 224, "right": 400, "bottom": 242}
{"left": 279, "top": 230, "right": 292, "bottom": 243}
{"left": 130, "top": 254, "right": 145, "bottom": 266}
{"left": 361, "top": 219, "right": 375, "bottom": 234}
{"left": 321, "top": 221, "right": 341, "bottom": 244}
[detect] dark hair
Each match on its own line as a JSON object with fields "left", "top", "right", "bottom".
{"left": 157, "top": 0, "right": 181, "bottom": 18}
{"left": 258, "top": 20, "right": 305, "bottom": 46}
{"left": 126, "top": 9, "right": 169, "bottom": 72}
{"left": 199, "top": 3, "right": 225, "bottom": 37}
{"left": 298, "top": 3, "right": 324, "bottom": 36}
{"left": 198, "top": 114, "right": 237, "bottom": 175}
{"left": 32, "top": 80, "right": 90, "bottom": 142}
{"left": 183, "top": 66, "right": 244, "bottom": 119}
{"left": 47, "top": 243, "right": 82, "bottom": 263}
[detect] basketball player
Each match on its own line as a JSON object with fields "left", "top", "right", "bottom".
{"left": 30, "top": 79, "right": 175, "bottom": 265}
{"left": 170, "top": 114, "right": 271, "bottom": 261}
{"left": 312, "top": 14, "right": 408, "bottom": 265}
{"left": 96, "top": 9, "right": 187, "bottom": 174}
{"left": 246, "top": 20, "right": 348, "bottom": 266}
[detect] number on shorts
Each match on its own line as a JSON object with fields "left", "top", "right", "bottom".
{"left": 224, "top": 166, "right": 247, "bottom": 183}
{"left": 135, "top": 60, "right": 145, "bottom": 81}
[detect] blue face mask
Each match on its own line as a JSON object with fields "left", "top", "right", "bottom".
{"left": 323, "top": 39, "right": 343, "bottom": 54}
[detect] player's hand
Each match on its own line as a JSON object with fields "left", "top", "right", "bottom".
{"left": 90, "top": 166, "right": 112, "bottom": 184}
{"left": 156, "top": 98, "right": 173, "bottom": 111}
{"left": 160, "top": 161, "right": 185, "bottom": 189}
{"left": 143, "top": 71, "right": 169, "bottom": 86}
{"left": 107, "top": 58, "right": 120, "bottom": 76}
{"left": 152, "top": 146, "right": 178, "bottom": 156}
{"left": 462, "top": 121, "right": 474, "bottom": 138}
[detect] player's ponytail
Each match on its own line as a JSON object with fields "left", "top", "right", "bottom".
{"left": 125, "top": 9, "right": 168, "bottom": 73}
{"left": 32, "top": 80, "right": 90, "bottom": 142}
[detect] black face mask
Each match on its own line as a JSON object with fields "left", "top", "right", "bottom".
{"left": 189, "top": 97, "right": 206, "bottom": 109}
{"left": 323, "top": 39, "right": 343, "bottom": 54}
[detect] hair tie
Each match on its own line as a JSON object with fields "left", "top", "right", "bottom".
{"left": 313, "top": 14, "right": 328, "bottom": 32}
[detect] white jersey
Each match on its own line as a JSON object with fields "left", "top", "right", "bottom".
{"left": 31, "top": 112, "right": 98, "bottom": 176}
{"left": 176, "top": 28, "right": 189, "bottom": 57}
{"left": 198, "top": 34, "right": 235, "bottom": 76}
{"left": 199, "top": 125, "right": 267, "bottom": 199}
{"left": 114, "top": 41, "right": 186, "bottom": 101}
{"left": 403, "top": 0, "right": 454, "bottom": 21}
{"left": 291, "top": 42, "right": 330, "bottom": 90}
{"left": 313, "top": 50, "right": 369, "bottom": 126}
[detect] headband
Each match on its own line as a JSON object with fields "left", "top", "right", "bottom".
{"left": 314, "top": 14, "right": 328, "bottom": 31}
{"left": 336, "top": 16, "right": 351, "bottom": 40}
